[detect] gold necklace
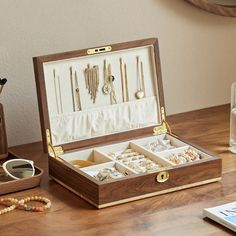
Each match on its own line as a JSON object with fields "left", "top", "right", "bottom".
{"left": 135, "top": 56, "right": 145, "bottom": 99}
{"left": 120, "top": 58, "right": 129, "bottom": 102}
{"left": 108, "top": 64, "right": 117, "bottom": 104}
{"left": 70, "top": 67, "right": 82, "bottom": 111}
{"left": 102, "top": 60, "right": 112, "bottom": 95}
{"left": 120, "top": 58, "right": 125, "bottom": 102}
{"left": 84, "top": 64, "right": 99, "bottom": 103}
{"left": 102, "top": 60, "right": 117, "bottom": 104}
{"left": 53, "top": 68, "right": 63, "bottom": 113}
{"left": 124, "top": 63, "right": 129, "bottom": 102}
{"left": 75, "top": 71, "right": 82, "bottom": 110}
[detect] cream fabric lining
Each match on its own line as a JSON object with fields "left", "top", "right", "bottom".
{"left": 50, "top": 96, "right": 159, "bottom": 145}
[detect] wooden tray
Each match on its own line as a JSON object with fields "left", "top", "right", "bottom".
{"left": 0, "top": 152, "right": 43, "bottom": 195}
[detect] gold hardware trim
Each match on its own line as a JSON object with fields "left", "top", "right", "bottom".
{"left": 153, "top": 124, "right": 167, "bottom": 135}
{"left": 153, "top": 107, "right": 172, "bottom": 135}
{"left": 161, "top": 106, "right": 165, "bottom": 121}
{"left": 87, "top": 46, "right": 112, "bottom": 55}
{"left": 46, "top": 129, "right": 64, "bottom": 157}
{"left": 170, "top": 133, "right": 178, "bottom": 138}
{"left": 156, "top": 171, "right": 169, "bottom": 183}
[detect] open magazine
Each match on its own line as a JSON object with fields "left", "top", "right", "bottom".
{"left": 203, "top": 201, "right": 236, "bottom": 232}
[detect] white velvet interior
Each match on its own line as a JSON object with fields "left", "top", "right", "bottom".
{"left": 130, "top": 142, "right": 173, "bottom": 167}
{"left": 79, "top": 162, "right": 136, "bottom": 178}
{"left": 59, "top": 149, "right": 112, "bottom": 164}
{"left": 132, "top": 134, "right": 187, "bottom": 150}
{"left": 50, "top": 96, "right": 158, "bottom": 145}
{"left": 97, "top": 141, "right": 172, "bottom": 169}
{"left": 42, "top": 45, "right": 161, "bottom": 146}
{"left": 155, "top": 146, "right": 213, "bottom": 166}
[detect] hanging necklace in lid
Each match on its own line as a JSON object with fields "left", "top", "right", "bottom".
{"left": 84, "top": 64, "right": 99, "bottom": 103}
{"left": 102, "top": 60, "right": 117, "bottom": 104}
{"left": 135, "top": 56, "right": 146, "bottom": 99}
{"left": 102, "top": 60, "right": 112, "bottom": 95}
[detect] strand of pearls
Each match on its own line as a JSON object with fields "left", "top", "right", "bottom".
{"left": 0, "top": 196, "right": 51, "bottom": 215}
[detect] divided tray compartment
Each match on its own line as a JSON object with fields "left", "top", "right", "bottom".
{"left": 132, "top": 133, "right": 187, "bottom": 153}
{"left": 59, "top": 135, "right": 218, "bottom": 184}
{"left": 60, "top": 148, "right": 134, "bottom": 182}
{"left": 60, "top": 148, "right": 112, "bottom": 167}
{"left": 81, "top": 162, "right": 135, "bottom": 182}
{"left": 48, "top": 133, "right": 222, "bottom": 208}
{"left": 0, "top": 152, "right": 44, "bottom": 195}
{"left": 155, "top": 145, "right": 214, "bottom": 166}
{"left": 60, "top": 140, "right": 173, "bottom": 182}
{"left": 97, "top": 140, "right": 172, "bottom": 174}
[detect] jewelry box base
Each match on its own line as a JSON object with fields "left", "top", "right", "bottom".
{"left": 48, "top": 133, "right": 222, "bottom": 209}
{"left": 0, "top": 152, "right": 44, "bottom": 195}
{"left": 51, "top": 175, "right": 221, "bottom": 209}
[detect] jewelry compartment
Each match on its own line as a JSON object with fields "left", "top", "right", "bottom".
{"left": 0, "top": 152, "right": 43, "bottom": 195}
{"left": 80, "top": 162, "right": 135, "bottom": 182}
{"left": 97, "top": 140, "right": 172, "bottom": 174}
{"left": 155, "top": 145, "right": 213, "bottom": 166}
{"left": 132, "top": 134, "right": 187, "bottom": 153}
{"left": 59, "top": 148, "right": 113, "bottom": 168}
{"left": 48, "top": 133, "right": 221, "bottom": 208}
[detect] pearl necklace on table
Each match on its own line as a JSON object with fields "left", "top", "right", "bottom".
{"left": 0, "top": 196, "right": 51, "bottom": 215}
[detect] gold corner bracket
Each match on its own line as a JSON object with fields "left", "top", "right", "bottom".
{"left": 153, "top": 107, "right": 172, "bottom": 135}
{"left": 87, "top": 46, "right": 112, "bottom": 55}
{"left": 46, "top": 129, "right": 64, "bottom": 157}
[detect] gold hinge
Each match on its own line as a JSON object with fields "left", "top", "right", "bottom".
{"left": 153, "top": 107, "right": 172, "bottom": 135}
{"left": 87, "top": 46, "right": 112, "bottom": 55}
{"left": 160, "top": 106, "right": 165, "bottom": 121}
{"left": 46, "top": 129, "right": 64, "bottom": 157}
{"left": 153, "top": 123, "right": 167, "bottom": 135}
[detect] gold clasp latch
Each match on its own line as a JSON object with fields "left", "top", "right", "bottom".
{"left": 156, "top": 171, "right": 169, "bottom": 183}
{"left": 87, "top": 46, "right": 112, "bottom": 55}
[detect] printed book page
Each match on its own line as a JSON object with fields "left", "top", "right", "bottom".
{"left": 203, "top": 201, "right": 236, "bottom": 232}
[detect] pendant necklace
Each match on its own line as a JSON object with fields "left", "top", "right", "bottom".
{"left": 135, "top": 56, "right": 146, "bottom": 99}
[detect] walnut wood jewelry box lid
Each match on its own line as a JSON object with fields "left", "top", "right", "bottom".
{"left": 33, "top": 38, "right": 165, "bottom": 153}
{"left": 0, "top": 152, "right": 43, "bottom": 195}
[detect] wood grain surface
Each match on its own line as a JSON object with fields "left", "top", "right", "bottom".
{"left": 1, "top": 104, "right": 235, "bottom": 236}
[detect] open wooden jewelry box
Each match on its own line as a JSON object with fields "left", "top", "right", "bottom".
{"left": 33, "top": 38, "right": 222, "bottom": 208}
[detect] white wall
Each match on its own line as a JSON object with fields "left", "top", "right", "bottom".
{"left": 1, "top": 0, "right": 236, "bottom": 146}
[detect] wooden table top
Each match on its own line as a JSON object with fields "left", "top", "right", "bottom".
{"left": 1, "top": 104, "right": 236, "bottom": 236}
